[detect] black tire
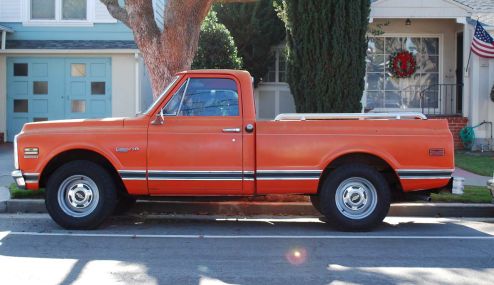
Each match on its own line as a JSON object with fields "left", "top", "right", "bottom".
{"left": 113, "top": 195, "right": 136, "bottom": 215}
{"left": 309, "top": 195, "right": 322, "bottom": 213}
{"left": 319, "top": 164, "right": 390, "bottom": 231}
{"left": 45, "top": 160, "right": 118, "bottom": 230}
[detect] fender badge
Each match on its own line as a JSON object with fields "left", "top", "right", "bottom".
{"left": 116, "top": 147, "right": 140, "bottom": 153}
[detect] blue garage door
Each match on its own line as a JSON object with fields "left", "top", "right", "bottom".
{"left": 6, "top": 57, "right": 112, "bottom": 141}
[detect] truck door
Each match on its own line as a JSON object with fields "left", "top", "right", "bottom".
{"left": 147, "top": 75, "right": 244, "bottom": 195}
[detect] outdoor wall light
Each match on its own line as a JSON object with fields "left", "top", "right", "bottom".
{"left": 405, "top": 18, "right": 412, "bottom": 26}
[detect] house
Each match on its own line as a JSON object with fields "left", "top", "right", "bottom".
{"left": 0, "top": 0, "right": 152, "bottom": 142}
{"left": 2, "top": 0, "right": 494, "bottom": 151}
{"left": 256, "top": 0, "right": 494, "bottom": 150}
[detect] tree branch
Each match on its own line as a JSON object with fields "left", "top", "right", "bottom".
{"left": 100, "top": 0, "right": 130, "bottom": 27}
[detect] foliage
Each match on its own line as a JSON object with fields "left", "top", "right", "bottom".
{"left": 455, "top": 152, "right": 494, "bottom": 177}
{"left": 276, "top": 0, "right": 370, "bottom": 113}
{"left": 9, "top": 183, "right": 45, "bottom": 199}
{"left": 192, "top": 10, "right": 243, "bottom": 70}
{"left": 215, "top": 0, "right": 286, "bottom": 86}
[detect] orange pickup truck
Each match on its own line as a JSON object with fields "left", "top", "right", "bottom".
{"left": 12, "top": 70, "right": 454, "bottom": 230}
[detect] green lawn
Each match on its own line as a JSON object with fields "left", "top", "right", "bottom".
{"left": 431, "top": 186, "right": 492, "bottom": 203}
{"left": 455, "top": 152, "right": 494, "bottom": 177}
{"left": 9, "top": 183, "right": 45, "bottom": 199}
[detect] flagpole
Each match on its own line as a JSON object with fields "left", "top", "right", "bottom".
{"left": 466, "top": 47, "right": 472, "bottom": 74}
{"left": 466, "top": 20, "right": 479, "bottom": 74}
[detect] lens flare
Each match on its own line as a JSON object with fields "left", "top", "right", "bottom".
{"left": 285, "top": 247, "right": 308, "bottom": 265}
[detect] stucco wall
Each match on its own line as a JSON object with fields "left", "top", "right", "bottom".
{"left": 111, "top": 54, "right": 137, "bottom": 117}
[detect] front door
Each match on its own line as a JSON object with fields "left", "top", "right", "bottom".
{"left": 147, "top": 76, "right": 244, "bottom": 195}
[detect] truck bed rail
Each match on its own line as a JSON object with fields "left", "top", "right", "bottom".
{"left": 274, "top": 112, "right": 428, "bottom": 121}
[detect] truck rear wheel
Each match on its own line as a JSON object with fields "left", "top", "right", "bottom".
{"left": 45, "top": 160, "right": 118, "bottom": 229}
{"left": 319, "top": 164, "right": 390, "bottom": 231}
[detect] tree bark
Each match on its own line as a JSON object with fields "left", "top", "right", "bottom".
{"left": 101, "top": 0, "right": 214, "bottom": 99}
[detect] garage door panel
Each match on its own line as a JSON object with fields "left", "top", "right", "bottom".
{"left": 6, "top": 57, "right": 112, "bottom": 141}
{"left": 31, "top": 63, "right": 48, "bottom": 77}
{"left": 31, "top": 99, "right": 49, "bottom": 113}
{"left": 11, "top": 81, "right": 28, "bottom": 96}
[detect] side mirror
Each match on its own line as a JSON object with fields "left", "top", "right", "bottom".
{"left": 151, "top": 109, "right": 165, "bottom": 125}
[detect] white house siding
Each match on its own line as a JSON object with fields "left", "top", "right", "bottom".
{"left": 0, "top": 0, "right": 21, "bottom": 22}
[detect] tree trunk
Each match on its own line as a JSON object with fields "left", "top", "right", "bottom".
{"left": 101, "top": 0, "right": 214, "bottom": 99}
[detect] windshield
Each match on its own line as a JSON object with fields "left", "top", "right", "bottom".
{"left": 143, "top": 75, "right": 181, "bottom": 115}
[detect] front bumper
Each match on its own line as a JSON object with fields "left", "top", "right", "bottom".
{"left": 12, "top": 170, "right": 26, "bottom": 189}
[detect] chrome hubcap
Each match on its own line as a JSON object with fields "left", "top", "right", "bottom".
{"left": 335, "top": 177, "right": 378, "bottom": 220}
{"left": 57, "top": 175, "right": 99, "bottom": 217}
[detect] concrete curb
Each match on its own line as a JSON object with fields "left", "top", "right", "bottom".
{"left": 1, "top": 199, "right": 493, "bottom": 218}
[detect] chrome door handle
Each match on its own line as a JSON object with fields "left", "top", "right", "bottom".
{"left": 222, "top": 128, "right": 241, "bottom": 133}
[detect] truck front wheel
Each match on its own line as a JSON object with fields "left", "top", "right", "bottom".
{"left": 45, "top": 160, "right": 118, "bottom": 229}
{"left": 319, "top": 164, "right": 390, "bottom": 231}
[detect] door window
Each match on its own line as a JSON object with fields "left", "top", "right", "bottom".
{"left": 178, "top": 78, "right": 239, "bottom": 116}
{"left": 163, "top": 82, "right": 187, "bottom": 115}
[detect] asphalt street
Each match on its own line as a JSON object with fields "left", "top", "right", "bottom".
{"left": 0, "top": 214, "right": 493, "bottom": 285}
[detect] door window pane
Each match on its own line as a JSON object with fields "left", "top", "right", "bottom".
{"left": 62, "top": 0, "right": 87, "bottom": 20}
{"left": 14, "top": 63, "right": 28, "bottom": 76}
{"left": 91, "top": 82, "right": 105, "bottom": 95}
{"left": 71, "top": 100, "right": 86, "bottom": 113}
{"left": 163, "top": 82, "right": 187, "bottom": 115}
{"left": 365, "top": 36, "right": 440, "bottom": 111}
{"left": 33, "top": 81, "right": 48, "bottom": 95}
{"left": 178, "top": 78, "right": 239, "bottom": 116}
{"left": 71, "top": 64, "right": 86, "bottom": 77}
{"left": 31, "top": 0, "right": 56, "bottom": 20}
{"left": 33, "top": 117, "right": 48, "bottom": 122}
{"left": 14, "top": 100, "right": 28, "bottom": 113}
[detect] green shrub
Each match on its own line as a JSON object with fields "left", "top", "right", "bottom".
{"left": 277, "top": 0, "right": 370, "bottom": 113}
{"left": 192, "top": 10, "right": 242, "bottom": 70}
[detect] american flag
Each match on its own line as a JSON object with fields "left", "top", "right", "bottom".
{"left": 471, "top": 21, "right": 494, "bottom": 58}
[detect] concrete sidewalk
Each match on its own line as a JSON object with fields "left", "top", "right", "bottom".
{"left": 453, "top": 167, "right": 491, "bottom": 186}
{"left": 0, "top": 143, "right": 13, "bottom": 202}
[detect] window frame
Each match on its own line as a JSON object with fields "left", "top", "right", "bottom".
{"left": 162, "top": 77, "right": 241, "bottom": 117}
{"left": 24, "top": 0, "right": 92, "bottom": 27}
{"left": 363, "top": 34, "right": 443, "bottom": 112}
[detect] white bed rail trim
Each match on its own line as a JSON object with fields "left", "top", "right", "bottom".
{"left": 274, "top": 112, "right": 428, "bottom": 121}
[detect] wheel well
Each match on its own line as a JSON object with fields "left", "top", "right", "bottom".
{"left": 39, "top": 149, "right": 126, "bottom": 195}
{"left": 319, "top": 153, "right": 402, "bottom": 195}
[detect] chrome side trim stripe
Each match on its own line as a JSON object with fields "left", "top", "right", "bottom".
{"left": 256, "top": 170, "right": 322, "bottom": 181}
{"left": 397, "top": 169, "right": 453, "bottom": 180}
{"left": 118, "top": 170, "right": 323, "bottom": 181}
{"left": 118, "top": 170, "right": 147, "bottom": 181}
{"left": 399, "top": 176, "right": 452, "bottom": 180}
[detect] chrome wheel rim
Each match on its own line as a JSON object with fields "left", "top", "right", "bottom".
{"left": 335, "top": 177, "right": 378, "bottom": 220}
{"left": 57, "top": 175, "right": 100, "bottom": 218}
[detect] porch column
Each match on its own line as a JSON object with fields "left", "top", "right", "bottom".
{"left": 462, "top": 18, "right": 471, "bottom": 119}
{"left": 1, "top": 31, "right": 6, "bottom": 50}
